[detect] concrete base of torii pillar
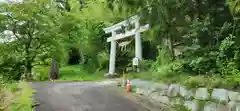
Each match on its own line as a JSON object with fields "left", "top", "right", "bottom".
{"left": 104, "top": 73, "right": 119, "bottom": 78}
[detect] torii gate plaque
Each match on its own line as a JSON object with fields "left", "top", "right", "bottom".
{"left": 103, "top": 15, "right": 149, "bottom": 77}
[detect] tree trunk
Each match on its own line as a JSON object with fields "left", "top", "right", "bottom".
{"left": 79, "top": 50, "right": 85, "bottom": 64}
{"left": 168, "top": 35, "right": 175, "bottom": 60}
{"left": 49, "top": 57, "right": 59, "bottom": 80}
{"left": 163, "top": 35, "right": 175, "bottom": 60}
{"left": 21, "top": 59, "right": 33, "bottom": 80}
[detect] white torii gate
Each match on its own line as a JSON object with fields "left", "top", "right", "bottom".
{"left": 103, "top": 15, "right": 149, "bottom": 76}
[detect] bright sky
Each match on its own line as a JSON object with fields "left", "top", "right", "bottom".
{"left": 0, "top": 0, "right": 6, "bottom": 3}
{"left": 0, "top": 0, "right": 22, "bottom": 3}
{"left": 0, "top": 0, "right": 22, "bottom": 43}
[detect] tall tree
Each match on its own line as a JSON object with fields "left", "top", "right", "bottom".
{"left": 57, "top": 0, "right": 124, "bottom": 71}
{"left": 0, "top": 0, "right": 65, "bottom": 80}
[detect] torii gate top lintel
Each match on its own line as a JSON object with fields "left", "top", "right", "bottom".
{"left": 104, "top": 15, "right": 149, "bottom": 42}
{"left": 103, "top": 15, "right": 140, "bottom": 34}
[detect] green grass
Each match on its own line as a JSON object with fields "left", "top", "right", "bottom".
{"left": 12, "top": 81, "right": 35, "bottom": 111}
{"left": 58, "top": 65, "right": 105, "bottom": 81}
{"left": 126, "top": 71, "right": 154, "bottom": 81}
{"left": 0, "top": 81, "right": 35, "bottom": 111}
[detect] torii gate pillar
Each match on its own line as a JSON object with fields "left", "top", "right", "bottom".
{"left": 103, "top": 15, "right": 149, "bottom": 77}
{"left": 134, "top": 18, "right": 142, "bottom": 60}
{"left": 109, "top": 32, "right": 117, "bottom": 74}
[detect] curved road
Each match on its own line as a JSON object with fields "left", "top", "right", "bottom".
{"left": 31, "top": 81, "right": 153, "bottom": 111}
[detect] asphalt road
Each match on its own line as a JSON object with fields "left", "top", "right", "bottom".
{"left": 31, "top": 81, "right": 153, "bottom": 111}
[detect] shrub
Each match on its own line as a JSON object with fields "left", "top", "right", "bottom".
{"left": 151, "top": 45, "right": 172, "bottom": 72}
{"left": 183, "top": 76, "right": 206, "bottom": 88}
{"left": 139, "top": 59, "right": 154, "bottom": 71}
{"left": 188, "top": 56, "right": 216, "bottom": 74}
{"left": 0, "top": 57, "right": 25, "bottom": 80}
{"left": 32, "top": 66, "right": 50, "bottom": 81}
{"left": 216, "top": 34, "right": 240, "bottom": 76}
{"left": 0, "top": 75, "right": 7, "bottom": 86}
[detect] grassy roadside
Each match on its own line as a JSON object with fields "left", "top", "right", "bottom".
{"left": 58, "top": 65, "right": 106, "bottom": 81}
{"left": 0, "top": 81, "right": 35, "bottom": 111}
{"left": 33, "top": 65, "right": 106, "bottom": 82}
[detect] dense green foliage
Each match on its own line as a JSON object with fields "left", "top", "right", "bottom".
{"left": 0, "top": 0, "right": 239, "bottom": 110}
{"left": 0, "top": 0, "right": 65, "bottom": 80}
{"left": 0, "top": 0, "right": 239, "bottom": 89}
{"left": 0, "top": 0, "right": 138, "bottom": 81}
{"left": 107, "top": 0, "right": 240, "bottom": 89}
{"left": 107, "top": 0, "right": 240, "bottom": 73}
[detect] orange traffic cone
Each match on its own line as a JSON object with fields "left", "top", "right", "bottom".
{"left": 125, "top": 80, "right": 131, "bottom": 92}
